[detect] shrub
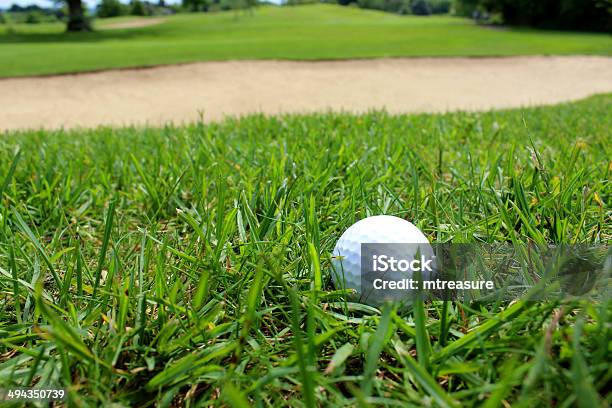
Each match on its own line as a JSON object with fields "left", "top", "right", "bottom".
{"left": 357, "top": 0, "right": 385, "bottom": 11}
{"left": 131, "top": 0, "right": 146, "bottom": 16}
{"left": 428, "top": 0, "right": 450, "bottom": 14}
{"left": 348, "top": 0, "right": 450, "bottom": 15}
{"left": 218, "top": 0, "right": 248, "bottom": 10}
{"left": 97, "top": 0, "right": 126, "bottom": 18}
{"left": 411, "top": 0, "right": 431, "bottom": 15}
{"left": 389, "top": 0, "right": 412, "bottom": 14}
{"left": 355, "top": 0, "right": 411, "bottom": 14}
{"left": 182, "top": 0, "right": 210, "bottom": 12}
{"left": 453, "top": 0, "right": 478, "bottom": 16}
{"left": 5, "top": 5, "right": 60, "bottom": 24}
{"left": 25, "top": 12, "right": 42, "bottom": 24}
{"left": 285, "top": 0, "right": 319, "bottom": 4}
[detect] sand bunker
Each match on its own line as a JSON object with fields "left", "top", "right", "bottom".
{"left": 1, "top": 56, "right": 611, "bottom": 131}
{"left": 97, "top": 17, "right": 166, "bottom": 30}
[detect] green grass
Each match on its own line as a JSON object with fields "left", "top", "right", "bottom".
{"left": 0, "top": 94, "right": 610, "bottom": 406}
{"left": 0, "top": 4, "right": 611, "bottom": 77}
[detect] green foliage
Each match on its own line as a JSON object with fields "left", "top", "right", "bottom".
{"left": 453, "top": 0, "right": 478, "bottom": 16}
{"left": 285, "top": 0, "right": 319, "bottom": 5}
{"left": 0, "top": 95, "right": 610, "bottom": 405}
{"left": 429, "top": 0, "right": 450, "bottom": 13}
{"left": 131, "top": 0, "right": 147, "bottom": 16}
{"left": 411, "top": 0, "right": 431, "bottom": 14}
{"left": 25, "top": 12, "right": 43, "bottom": 24}
{"left": 455, "top": 0, "right": 611, "bottom": 31}
{"left": 0, "top": 5, "right": 610, "bottom": 77}
{"left": 205, "top": 0, "right": 256, "bottom": 11}
{"left": 219, "top": 0, "right": 246, "bottom": 10}
{"left": 3, "top": 9, "right": 59, "bottom": 24}
{"left": 356, "top": 0, "right": 412, "bottom": 14}
{"left": 182, "top": 0, "right": 210, "bottom": 11}
{"left": 97, "top": 0, "right": 127, "bottom": 18}
{"left": 351, "top": 0, "right": 450, "bottom": 15}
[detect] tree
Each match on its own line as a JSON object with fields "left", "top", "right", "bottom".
{"left": 57, "top": 0, "right": 91, "bottom": 31}
{"left": 454, "top": 0, "right": 610, "bottom": 31}
{"left": 98, "top": 0, "right": 125, "bottom": 18}
{"left": 183, "top": 0, "right": 209, "bottom": 11}
{"left": 411, "top": 0, "right": 431, "bottom": 14}
{"left": 25, "top": 12, "right": 42, "bottom": 23}
{"left": 131, "top": 0, "right": 146, "bottom": 15}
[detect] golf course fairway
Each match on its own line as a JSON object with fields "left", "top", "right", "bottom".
{"left": 1, "top": 4, "right": 611, "bottom": 77}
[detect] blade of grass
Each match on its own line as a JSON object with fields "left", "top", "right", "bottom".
{"left": 0, "top": 149, "right": 20, "bottom": 199}
{"left": 91, "top": 199, "right": 116, "bottom": 301}
{"left": 413, "top": 296, "right": 432, "bottom": 370}
{"left": 11, "top": 210, "right": 61, "bottom": 289}
{"left": 361, "top": 303, "right": 393, "bottom": 396}
{"left": 393, "top": 340, "right": 459, "bottom": 408}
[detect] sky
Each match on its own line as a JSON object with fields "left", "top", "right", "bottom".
{"left": 1, "top": 0, "right": 281, "bottom": 9}
{"left": 0, "top": 0, "right": 183, "bottom": 8}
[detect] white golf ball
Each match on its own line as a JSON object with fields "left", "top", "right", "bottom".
{"left": 331, "top": 215, "right": 433, "bottom": 306}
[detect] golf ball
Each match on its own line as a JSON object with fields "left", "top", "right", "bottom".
{"left": 331, "top": 215, "right": 433, "bottom": 306}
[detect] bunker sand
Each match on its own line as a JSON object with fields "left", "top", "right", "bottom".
{"left": 97, "top": 17, "right": 166, "bottom": 30}
{"left": 2, "top": 56, "right": 611, "bottom": 131}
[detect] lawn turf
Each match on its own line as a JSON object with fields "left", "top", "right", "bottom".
{"left": 0, "top": 94, "right": 611, "bottom": 406}
{"left": 0, "top": 4, "right": 611, "bottom": 77}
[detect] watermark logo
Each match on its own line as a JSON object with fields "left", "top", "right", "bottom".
{"left": 372, "top": 254, "right": 434, "bottom": 273}
{"left": 353, "top": 243, "right": 610, "bottom": 306}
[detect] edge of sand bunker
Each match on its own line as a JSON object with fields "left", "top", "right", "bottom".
{"left": 1, "top": 56, "right": 611, "bottom": 131}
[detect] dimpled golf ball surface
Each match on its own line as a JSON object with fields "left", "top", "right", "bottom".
{"left": 331, "top": 215, "right": 432, "bottom": 306}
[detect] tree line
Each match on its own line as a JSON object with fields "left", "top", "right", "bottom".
{"left": 453, "top": 0, "right": 610, "bottom": 32}
{"left": 2, "top": 0, "right": 608, "bottom": 32}
{"left": 328, "top": 0, "right": 610, "bottom": 30}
